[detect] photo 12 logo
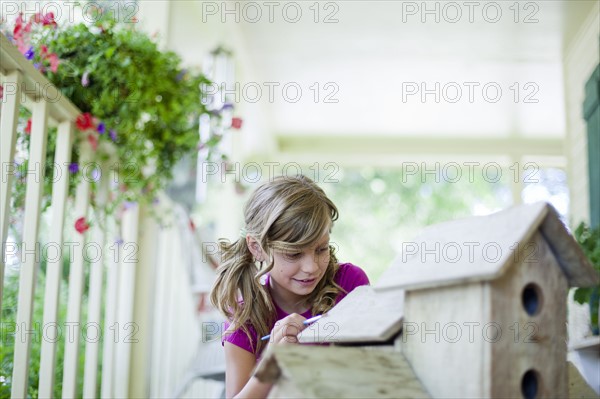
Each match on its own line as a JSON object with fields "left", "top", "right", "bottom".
{"left": 1, "top": 1, "right": 140, "bottom": 24}
{"left": 401, "top": 82, "right": 539, "bottom": 104}
{"left": 200, "top": 1, "right": 340, "bottom": 24}
{"left": 400, "top": 1, "right": 540, "bottom": 24}
{"left": 202, "top": 81, "right": 340, "bottom": 105}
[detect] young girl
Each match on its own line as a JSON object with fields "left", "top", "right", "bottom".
{"left": 210, "top": 175, "right": 369, "bottom": 398}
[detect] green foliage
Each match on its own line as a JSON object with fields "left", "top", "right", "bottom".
{"left": 43, "top": 19, "right": 210, "bottom": 194}
{"left": 573, "top": 222, "right": 600, "bottom": 334}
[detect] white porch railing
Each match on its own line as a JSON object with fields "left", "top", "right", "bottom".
{"left": 1, "top": 33, "right": 218, "bottom": 398}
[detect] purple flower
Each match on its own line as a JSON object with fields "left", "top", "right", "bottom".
{"left": 115, "top": 237, "right": 124, "bottom": 245}
{"left": 24, "top": 47, "right": 34, "bottom": 60}
{"left": 221, "top": 103, "right": 234, "bottom": 110}
{"left": 68, "top": 163, "right": 79, "bottom": 174}
{"left": 97, "top": 122, "right": 105, "bottom": 134}
{"left": 123, "top": 201, "right": 136, "bottom": 210}
{"left": 81, "top": 71, "right": 90, "bottom": 87}
{"left": 176, "top": 69, "right": 187, "bottom": 82}
{"left": 109, "top": 129, "right": 117, "bottom": 142}
{"left": 33, "top": 62, "right": 41, "bottom": 70}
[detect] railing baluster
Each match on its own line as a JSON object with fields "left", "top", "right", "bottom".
{"left": 101, "top": 195, "right": 120, "bottom": 398}
{"left": 38, "top": 120, "right": 74, "bottom": 398}
{"left": 0, "top": 70, "right": 23, "bottom": 311}
{"left": 114, "top": 203, "right": 140, "bottom": 398}
{"left": 83, "top": 166, "right": 109, "bottom": 399}
{"left": 62, "top": 147, "right": 92, "bottom": 399}
{"left": 11, "top": 99, "right": 49, "bottom": 399}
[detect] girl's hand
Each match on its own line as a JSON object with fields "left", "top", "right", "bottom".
{"left": 268, "top": 313, "right": 307, "bottom": 345}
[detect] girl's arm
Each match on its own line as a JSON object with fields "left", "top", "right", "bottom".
{"left": 224, "top": 313, "right": 308, "bottom": 398}
{"left": 224, "top": 342, "right": 273, "bottom": 399}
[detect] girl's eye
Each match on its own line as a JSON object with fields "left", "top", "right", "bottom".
{"left": 287, "top": 253, "right": 302, "bottom": 259}
{"left": 318, "top": 247, "right": 329, "bottom": 253}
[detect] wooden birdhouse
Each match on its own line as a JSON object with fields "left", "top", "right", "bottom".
{"left": 254, "top": 202, "right": 599, "bottom": 399}
{"left": 376, "top": 202, "right": 599, "bottom": 398}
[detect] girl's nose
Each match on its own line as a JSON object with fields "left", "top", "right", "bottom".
{"left": 300, "top": 255, "right": 319, "bottom": 274}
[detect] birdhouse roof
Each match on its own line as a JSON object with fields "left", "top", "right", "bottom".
{"left": 375, "top": 202, "right": 599, "bottom": 292}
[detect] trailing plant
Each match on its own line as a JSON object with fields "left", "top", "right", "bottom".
{"left": 573, "top": 222, "right": 600, "bottom": 335}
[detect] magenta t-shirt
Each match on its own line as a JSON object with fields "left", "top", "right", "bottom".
{"left": 222, "top": 263, "right": 369, "bottom": 357}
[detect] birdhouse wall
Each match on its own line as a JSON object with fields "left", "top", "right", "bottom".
{"left": 400, "top": 281, "right": 492, "bottom": 398}
{"left": 489, "top": 231, "right": 568, "bottom": 398}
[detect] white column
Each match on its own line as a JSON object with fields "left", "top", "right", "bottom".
{"left": 113, "top": 203, "right": 140, "bottom": 398}
{"left": 82, "top": 164, "right": 110, "bottom": 399}
{"left": 62, "top": 146, "right": 92, "bottom": 398}
{"left": 101, "top": 187, "right": 120, "bottom": 398}
{"left": 38, "top": 120, "right": 75, "bottom": 398}
{"left": 0, "top": 70, "right": 22, "bottom": 310}
{"left": 11, "top": 99, "right": 49, "bottom": 399}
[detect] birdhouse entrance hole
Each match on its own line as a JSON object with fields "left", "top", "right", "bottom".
{"left": 521, "top": 369, "right": 540, "bottom": 399}
{"left": 521, "top": 283, "right": 542, "bottom": 316}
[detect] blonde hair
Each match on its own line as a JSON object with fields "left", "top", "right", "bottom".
{"left": 210, "top": 175, "right": 344, "bottom": 355}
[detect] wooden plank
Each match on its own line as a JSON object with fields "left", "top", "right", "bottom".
{"left": 254, "top": 345, "right": 429, "bottom": 399}
{"left": 62, "top": 146, "right": 92, "bottom": 398}
{"left": 568, "top": 362, "right": 599, "bottom": 399}
{"left": 38, "top": 120, "right": 74, "bottom": 398}
{"left": 83, "top": 168, "right": 110, "bottom": 399}
{"left": 376, "top": 202, "right": 549, "bottom": 291}
{"left": 401, "top": 281, "right": 489, "bottom": 398}
{"left": 297, "top": 285, "right": 404, "bottom": 343}
{"left": 129, "top": 208, "right": 160, "bottom": 398}
{"left": 114, "top": 203, "right": 140, "bottom": 398}
{"left": 100, "top": 204, "right": 120, "bottom": 399}
{"left": 11, "top": 99, "right": 49, "bottom": 398}
{"left": 0, "top": 70, "right": 22, "bottom": 311}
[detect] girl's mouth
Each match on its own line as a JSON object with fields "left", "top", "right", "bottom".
{"left": 293, "top": 278, "right": 317, "bottom": 286}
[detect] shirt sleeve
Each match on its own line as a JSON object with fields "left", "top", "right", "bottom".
{"left": 334, "top": 263, "right": 370, "bottom": 303}
{"left": 222, "top": 321, "right": 257, "bottom": 355}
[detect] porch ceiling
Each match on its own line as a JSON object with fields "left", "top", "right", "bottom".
{"left": 214, "top": 1, "right": 595, "bottom": 139}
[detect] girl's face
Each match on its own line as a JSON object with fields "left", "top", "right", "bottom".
{"left": 268, "top": 233, "right": 331, "bottom": 308}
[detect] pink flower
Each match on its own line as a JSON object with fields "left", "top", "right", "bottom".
{"left": 87, "top": 133, "right": 98, "bottom": 151}
{"left": 25, "top": 119, "right": 32, "bottom": 135}
{"left": 0, "top": 85, "right": 3, "bottom": 100}
{"left": 75, "top": 217, "right": 90, "bottom": 234}
{"left": 231, "top": 117, "right": 243, "bottom": 129}
{"left": 47, "top": 53, "right": 59, "bottom": 72}
{"left": 33, "top": 12, "right": 56, "bottom": 27}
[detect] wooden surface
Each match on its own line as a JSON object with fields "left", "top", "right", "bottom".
{"left": 298, "top": 285, "right": 404, "bottom": 343}
{"left": 569, "top": 361, "right": 600, "bottom": 398}
{"left": 255, "top": 345, "right": 429, "bottom": 399}
{"left": 490, "top": 232, "right": 569, "bottom": 398}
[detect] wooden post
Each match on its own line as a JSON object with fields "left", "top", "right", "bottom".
{"left": 62, "top": 146, "right": 92, "bottom": 398}
{"left": 0, "top": 70, "right": 22, "bottom": 311}
{"left": 11, "top": 99, "right": 49, "bottom": 398}
{"left": 38, "top": 120, "right": 74, "bottom": 398}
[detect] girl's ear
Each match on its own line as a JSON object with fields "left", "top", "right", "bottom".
{"left": 246, "top": 235, "right": 264, "bottom": 261}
